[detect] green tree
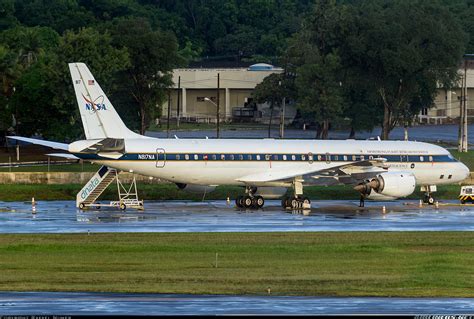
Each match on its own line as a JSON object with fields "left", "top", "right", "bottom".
{"left": 252, "top": 72, "right": 295, "bottom": 137}
{"left": 346, "top": 0, "right": 466, "bottom": 139}
{"left": 8, "top": 27, "right": 129, "bottom": 141}
{"left": 286, "top": 0, "right": 347, "bottom": 139}
{"left": 108, "top": 17, "right": 182, "bottom": 134}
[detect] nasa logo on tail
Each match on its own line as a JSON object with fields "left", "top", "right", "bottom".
{"left": 82, "top": 94, "right": 107, "bottom": 112}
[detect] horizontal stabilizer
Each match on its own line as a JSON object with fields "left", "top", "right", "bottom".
{"left": 7, "top": 136, "right": 69, "bottom": 151}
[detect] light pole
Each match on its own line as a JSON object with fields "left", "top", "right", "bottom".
{"left": 204, "top": 97, "right": 220, "bottom": 138}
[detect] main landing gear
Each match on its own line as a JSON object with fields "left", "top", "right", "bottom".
{"left": 281, "top": 178, "right": 311, "bottom": 210}
{"left": 235, "top": 186, "right": 265, "bottom": 209}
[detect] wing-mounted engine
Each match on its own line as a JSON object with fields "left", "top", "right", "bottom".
{"left": 354, "top": 172, "right": 416, "bottom": 198}
{"left": 176, "top": 183, "right": 216, "bottom": 194}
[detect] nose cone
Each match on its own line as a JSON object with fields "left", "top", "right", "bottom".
{"left": 458, "top": 162, "right": 471, "bottom": 182}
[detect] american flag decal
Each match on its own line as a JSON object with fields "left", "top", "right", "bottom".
{"left": 88, "top": 80, "right": 95, "bottom": 85}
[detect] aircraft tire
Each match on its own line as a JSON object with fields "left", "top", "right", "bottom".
{"left": 120, "top": 203, "right": 127, "bottom": 210}
{"left": 235, "top": 196, "right": 244, "bottom": 208}
{"left": 256, "top": 196, "right": 265, "bottom": 208}
{"left": 243, "top": 196, "right": 253, "bottom": 208}
{"left": 427, "top": 196, "right": 435, "bottom": 205}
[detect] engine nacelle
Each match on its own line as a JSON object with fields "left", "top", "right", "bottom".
{"left": 355, "top": 172, "right": 416, "bottom": 199}
{"left": 175, "top": 183, "right": 216, "bottom": 194}
{"left": 365, "top": 192, "right": 397, "bottom": 201}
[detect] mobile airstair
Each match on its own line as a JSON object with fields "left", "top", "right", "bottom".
{"left": 76, "top": 165, "right": 144, "bottom": 210}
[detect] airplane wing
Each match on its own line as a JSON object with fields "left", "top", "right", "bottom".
{"left": 7, "top": 136, "right": 69, "bottom": 151}
{"left": 237, "top": 158, "right": 389, "bottom": 186}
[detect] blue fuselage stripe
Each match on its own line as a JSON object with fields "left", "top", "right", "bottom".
{"left": 73, "top": 153, "right": 457, "bottom": 163}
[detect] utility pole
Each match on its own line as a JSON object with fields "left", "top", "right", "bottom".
{"left": 458, "top": 73, "right": 464, "bottom": 152}
{"left": 279, "top": 97, "right": 285, "bottom": 138}
{"left": 166, "top": 89, "right": 171, "bottom": 138}
{"left": 462, "top": 59, "right": 469, "bottom": 152}
{"left": 177, "top": 76, "right": 181, "bottom": 128}
{"left": 217, "top": 73, "right": 220, "bottom": 139}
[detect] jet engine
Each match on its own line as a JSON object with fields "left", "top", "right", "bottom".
{"left": 175, "top": 183, "right": 216, "bottom": 194}
{"left": 354, "top": 172, "right": 416, "bottom": 199}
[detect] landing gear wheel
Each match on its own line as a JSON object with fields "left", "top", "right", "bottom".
{"left": 255, "top": 196, "right": 265, "bottom": 208}
{"left": 235, "top": 196, "right": 244, "bottom": 208}
{"left": 243, "top": 196, "right": 253, "bottom": 209}
{"left": 291, "top": 198, "right": 300, "bottom": 209}
{"left": 302, "top": 197, "right": 311, "bottom": 205}
{"left": 79, "top": 202, "right": 85, "bottom": 210}
{"left": 427, "top": 196, "right": 435, "bottom": 205}
{"left": 119, "top": 203, "right": 127, "bottom": 210}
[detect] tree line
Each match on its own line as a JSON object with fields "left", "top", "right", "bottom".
{"left": 0, "top": 0, "right": 472, "bottom": 142}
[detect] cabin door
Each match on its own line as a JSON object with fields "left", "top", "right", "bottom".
{"left": 156, "top": 148, "right": 166, "bottom": 168}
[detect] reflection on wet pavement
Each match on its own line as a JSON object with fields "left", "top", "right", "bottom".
{"left": 0, "top": 199, "right": 473, "bottom": 233}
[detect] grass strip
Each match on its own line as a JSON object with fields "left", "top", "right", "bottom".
{"left": 0, "top": 232, "right": 473, "bottom": 297}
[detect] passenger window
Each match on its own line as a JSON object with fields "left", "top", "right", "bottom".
{"left": 334, "top": 155, "right": 339, "bottom": 161}
{"left": 429, "top": 156, "right": 433, "bottom": 162}
{"left": 265, "top": 154, "right": 271, "bottom": 160}
{"left": 360, "top": 155, "right": 365, "bottom": 161}
{"left": 221, "top": 154, "right": 226, "bottom": 160}
{"left": 440, "top": 175, "right": 444, "bottom": 179}
{"left": 369, "top": 156, "right": 373, "bottom": 160}
{"left": 283, "top": 155, "right": 287, "bottom": 161}
{"left": 176, "top": 154, "right": 181, "bottom": 160}
{"left": 256, "top": 155, "right": 261, "bottom": 160}
{"left": 301, "top": 154, "right": 306, "bottom": 161}
{"left": 185, "top": 154, "right": 189, "bottom": 160}
{"left": 448, "top": 175, "right": 452, "bottom": 179}
{"left": 247, "top": 155, "right": 252, "bottom": 160}
{"left": 308, "top": 154, "right": 313, "bottom": 161}
{"left": 230, "top": 154, "right": 234, "bottom": 160}
{"left": 343, "top": 155, "right": 348, "bottom": 161}
{"left": 420, "top": 156, "right": 424, "bottom": 162}
{"left": 239, "top": 155, "right": 244, "bottom": 160}
{"left": 352, "top": 155, "right": 356, "bottom": 161}
{"left": 212, "top": 154, "right": 217, "bottom": 160}
{"left": 291, "top": 155, "right": 296, "bottom": 160}
{"left": 317, "top": 155, "right": 322, "bottom": 161}
{"left": 467, "top": 188, "right": 472, "bottom": 194}
{"left": 194, "top": 154, "right": 198, "bottom": 160}
{"left": 273, "top": 154, "right": 279, "bottom": 161}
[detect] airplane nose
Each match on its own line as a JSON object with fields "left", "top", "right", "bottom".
{"left": 461, "top": 162, "right": 470, "bottom": 180}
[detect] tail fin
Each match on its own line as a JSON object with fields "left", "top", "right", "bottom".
{"left": 69, "top": 62, "right": 141, "bottom": 139}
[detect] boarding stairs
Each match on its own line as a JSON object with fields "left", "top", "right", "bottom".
{"left": 76, "top": 165, "right": 144, "bottom": 210}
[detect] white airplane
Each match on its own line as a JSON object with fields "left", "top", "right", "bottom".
{"left": 8, "top": 63, "right": 470, "bottom": 209}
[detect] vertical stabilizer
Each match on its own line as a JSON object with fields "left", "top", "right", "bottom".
{"left": 69, "top": 62, "right": 141, "bottom": 139}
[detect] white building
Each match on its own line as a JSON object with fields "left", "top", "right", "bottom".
{"left": 161, "top": 63, "right": 295, "bottom": 123}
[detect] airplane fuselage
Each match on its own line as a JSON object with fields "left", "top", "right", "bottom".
{"left": 73, "top": 138, "right": 469, "bottom": 187}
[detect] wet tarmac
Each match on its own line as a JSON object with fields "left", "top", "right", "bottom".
{"left": 1, "top": 199, "right": 474, "bottom": 233}
{"left": 0, "top": 292, "right": 472, "bottom": 315}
